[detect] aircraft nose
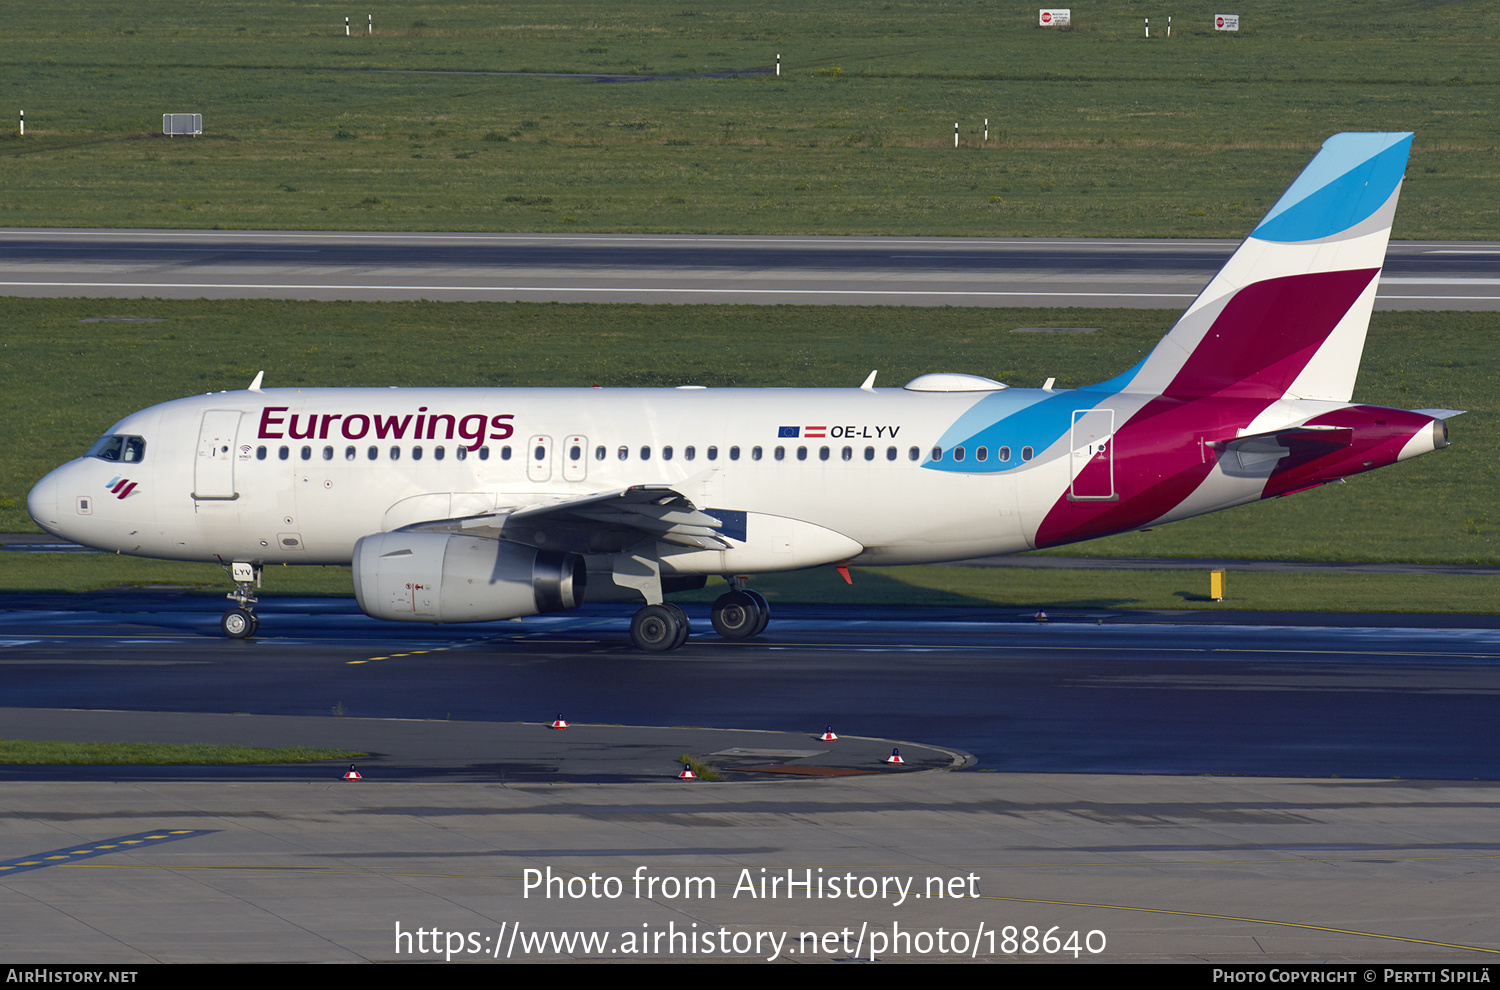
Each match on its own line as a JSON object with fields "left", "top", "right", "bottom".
{"left": 27, "top": 469, "right": 65, "bottom": 538}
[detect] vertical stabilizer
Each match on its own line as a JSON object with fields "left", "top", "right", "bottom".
{"left": 1114, "top": 133, "right": 1412, "bottom": 402}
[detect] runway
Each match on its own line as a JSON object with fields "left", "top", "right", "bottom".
{"left": 3, "top": 229, "right": 1499, "bottom": 309}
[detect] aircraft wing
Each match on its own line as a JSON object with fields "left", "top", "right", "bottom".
{"left": 400, "top": 485, "right": 737, "bottom": 553}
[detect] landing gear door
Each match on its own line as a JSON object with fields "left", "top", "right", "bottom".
{"left": 1068, "top": 409, "right": 1117, "bottom": 501}
{"left": 193, "top": 410, "right": 242, "bottom": 500}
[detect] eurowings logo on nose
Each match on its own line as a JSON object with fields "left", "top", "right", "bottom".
{"left": 105, "top": 476, "right": 138, "bottom": 500}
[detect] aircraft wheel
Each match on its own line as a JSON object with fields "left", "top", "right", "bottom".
{"left": 221, "top": 607, "right": 255, "bottom": 639}
{"left": 631, "top": 604, "right": 684, "bottom": 652}
{"left": 663, "top": 603, "right": 691, "bottom": 649}
{"left": 711, "top": 591, "right": 763, "bottom": 640}
{"left": 744, "top": 589, "right": 771, "bottom": 636}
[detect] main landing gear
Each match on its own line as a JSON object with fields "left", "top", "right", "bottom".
{"left": 627, "top": 587, "right": 771, "bottom": 652}
{"left": 220, "top": 561, "right": 261, "bottom": 639}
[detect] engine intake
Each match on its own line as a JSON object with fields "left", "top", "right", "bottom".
{"left": 353, "top": 532, "right": 585, "bottom": 623}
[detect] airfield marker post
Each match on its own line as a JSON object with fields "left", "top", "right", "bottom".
{"left": 18, "top": 110, "right": 22, "bottom": 137}
{"left": 954, "top": 122, "right": 959, "bottom": 148}
{"left": 776, "top": 54, "right": 780, "bottom": 76}
{"left": 345, "top": 17, "right": 349, "bottom": 37}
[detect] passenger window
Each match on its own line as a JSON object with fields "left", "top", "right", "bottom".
{"left": 684, "top": 446, "right": 696, "bottom": 461}
{"left": 999, "top": 446, "right": 1011, "bottom": 462}
{"left": 480, "top": 447, "right": 491, "bottom": 461}
{"left": 390, "top": 446, "right": 401, "bottom": 460}
{"left": 456, "top": 446, "right": 468, "bottom": 461}
{"left": 344, "top": 446, "right": 356, "bottom": 461}
{"left": 500, "top": 446, "right": 510, "bottom": 461}
{"left": 953, "top": 446, "right": 965, "bottom": 462}
{"left": 1022, "top": 446, "right": 1034, "bottom": 461}
{"left": 568, "top": 444, "right": 580, "bottom": 461}
{"left": 931, "top": 447, "right": 943, "bottom": 461}
{"left": 774, "top": 446, "right": 784, "bottom": 461}
{"left": 641, "top": 446, "right": 652, "bottom": 460}
{"left": 797, "top": 447, "right": 808, "bottom": 461}
{"left": 887, "top": 446, "right": 897, "bottom": 461}
{"left": 279, "top": 446, "right": 290, "bottom": 460}
{"left": 864, "top": 446, "right": 874, "bottom": 461}
{"left": 707, "top": 446, "right": 717, "bottom": 461}
{"left": 256, "top": 446, "right": 267, "bottom": 461}
{"left": 662, "top": 446, "right": 673, "bottom": 461}
{"left": 323, "top": 446, "right": 334, "bottom": 460}
{"left": 908, "top": 446, "right": 920, "bottom": 461}
{"left": 301, "top": 446, "right": 312, "bottom": 460}
{"left": 618, "top": 446, "right": 629, "bottom": 460}
{"left": 434, "top": 446, "right": 445, "bottom": 461}
{"left": 976, "top": 446, "right": 988, "bottom": 462}
{"left": 368, "top": 446, "right": 378, "bottom": 460}
{"left": 595, "top": 446, "right": 606, "bottom": 461}
{"left": 818, "top": 446, "right": 829, "bottom": 461}
{"left": 413, "top": 446, "right": 424, "bottom": 461}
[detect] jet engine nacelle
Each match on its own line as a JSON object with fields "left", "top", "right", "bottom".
{"left": 352, "top": 532, "right": 585, "bottom": 623}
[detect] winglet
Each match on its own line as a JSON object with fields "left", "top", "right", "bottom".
{"left": 248, "top": 371, "right": 264, "bottom": 392}
{"left": 860, "top": 370, "right": 878, "bottom": 391}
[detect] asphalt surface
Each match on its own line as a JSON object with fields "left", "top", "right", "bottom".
{"left": 3, "top": 594, "right": 1500, "bottom": 964}
{"left": 3, "top": 229, "right": 1497, "bottom": 309}
{"left": 4, "top": 593, "right": 1498, "bottom": 781}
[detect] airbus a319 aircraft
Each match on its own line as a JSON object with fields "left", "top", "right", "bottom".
{"left": 29, "top": 133, "right": 1458, "bottom": 651}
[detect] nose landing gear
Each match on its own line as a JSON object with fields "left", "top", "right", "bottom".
{"left": 221, "top": 561, "right": 261, "bottom": 639}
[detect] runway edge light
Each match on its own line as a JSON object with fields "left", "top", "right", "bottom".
{"left": 550, "top": 713, "right": 569, "bottom": 730}
{"left": 677, "top": 762, "right": 697, "bottom": 780}
{"left": 821, "top": 726, "right": 838, "bottom": 742}
{"left": 885, "top": 749, "right": 904, "bottom": 765}
{"left": 342, "top": 764, "right": 362, "bottom": 781}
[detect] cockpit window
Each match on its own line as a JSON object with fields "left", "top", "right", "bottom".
{"left": 86, "top": 434, "right": 147, "bottom": 463}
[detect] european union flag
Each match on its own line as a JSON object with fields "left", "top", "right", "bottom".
{"left": 778, "top": 426, "right": 800, "bottom": 438}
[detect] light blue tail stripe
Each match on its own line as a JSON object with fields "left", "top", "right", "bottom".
{"left": 1251, "top": 133, "right": 1412, "bottom": 244}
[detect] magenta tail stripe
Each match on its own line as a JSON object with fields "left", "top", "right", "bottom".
{"left": 1166, "top": 268, "right": 1378, "bottom": 399}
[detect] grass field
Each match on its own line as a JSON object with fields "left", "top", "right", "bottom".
{"left": 2, "top": 4, "right": 1496, "bottom": 612}
{"left": 1, "top": 1, "right": 1496, "bottom": 236}
{"left": 0, "top": 739, "right": 365, "bottom": 765}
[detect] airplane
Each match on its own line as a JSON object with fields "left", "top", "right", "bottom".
{"left": 28, "top": 132, "right": 1458, "bottom": 651}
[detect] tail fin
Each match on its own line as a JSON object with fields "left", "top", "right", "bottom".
{"left": 1114, "top": 133, "right": 1413, "bottom": 403}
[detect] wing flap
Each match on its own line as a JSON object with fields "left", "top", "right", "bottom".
{"left": 402, "top": 485, "right": 735, "bottom": 552}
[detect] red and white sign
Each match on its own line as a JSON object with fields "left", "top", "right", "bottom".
{"left": 1215, "top": 14, "right": 1240, "bottom": 31}
{"left": 1039, "top": 9, "right": 1070, "bottom": 27}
